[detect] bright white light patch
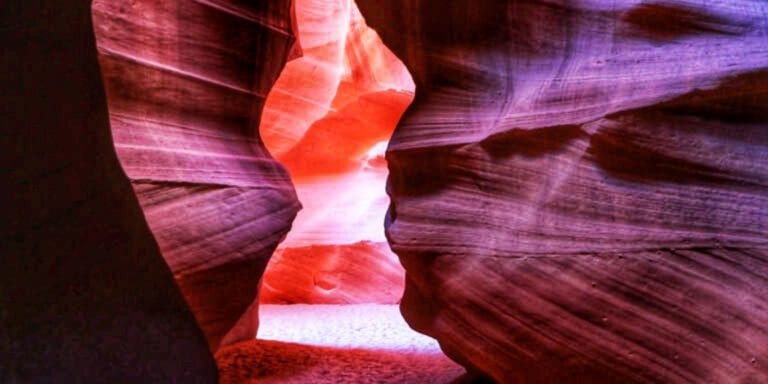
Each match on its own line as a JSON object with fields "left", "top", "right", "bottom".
{"left": 283, "top": 169, "right": 391, "bottom": 245}
{"left": 258, "top": 304, "right": 445, "bottom": 353}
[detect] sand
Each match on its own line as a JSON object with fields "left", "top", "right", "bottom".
{"left": 216, "top": 304, "right": 466, "bottom": 383}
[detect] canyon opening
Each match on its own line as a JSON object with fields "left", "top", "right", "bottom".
{"left": 4, "top": 0, "right": 768, "bottom": 383}
{"left": 92, "top": 0, "right": 464, "bottom": 382}
{"left": 258, "top": 0, "right": 413, "bottom": 306}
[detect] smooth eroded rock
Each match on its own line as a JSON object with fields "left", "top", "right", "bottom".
{"left": 92, "top": 0, "right": 301, "bottom": 350}
{"left": 357, "top": 0, "right": 768, "bottom": 382}
{"left": 261, "top": 242, "right": 404, "bottom": 304}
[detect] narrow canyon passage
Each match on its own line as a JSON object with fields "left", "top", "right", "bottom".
{"left": 6, "top": 0, "right": 766, "bottom": 383}
{"left": 94, "top": 0, "right": 461, "bottom": 382}
{"left": 222, "top": 1, "right": 466, "bottom": 382}
{"left": 258, "top": 0, "right": 413, "bottom": 306}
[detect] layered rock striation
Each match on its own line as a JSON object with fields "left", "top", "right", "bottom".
{"left": 1, "top": 1, "right": 217, "bottom": 381}
{"left": 92, "top": 0, "right": 301, "bottom": 350}
{"left": 357, "top": 0, "right": 768, "bottom": 382}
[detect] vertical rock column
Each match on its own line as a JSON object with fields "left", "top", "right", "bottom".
{"left": 92, "top": 0, "right": 301, "bottom": 350}
{"left": 358, "top": 0, "right": 768, "bottom": 382}
{"left": 0, "top": 1, "right": 217, "bottom": 382}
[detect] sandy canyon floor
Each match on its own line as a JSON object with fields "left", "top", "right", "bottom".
{"left": 216, "top": 304, "right": 466, "bottom": 383}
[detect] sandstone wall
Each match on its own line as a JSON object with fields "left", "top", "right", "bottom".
{"left": 357, "top": 1, "right": 768, "bottom": 382}
{"left": 92, "top": 0, "right": 302, "bottom": 350}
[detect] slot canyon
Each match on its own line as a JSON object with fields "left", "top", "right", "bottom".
{"left": 2, "top": 1, "right": 767, "bottom": 383}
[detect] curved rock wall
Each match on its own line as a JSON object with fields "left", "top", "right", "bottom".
{"left": 259, "top": 0, "right": 414, "bottom": 304}
{"left": 92, "top": 0, "right": 301, "bottom": 350}
{"left": 357, "top": 0, "right": 768, "bottom": 382}
{"left": 1, "top": 1, "right": 217, "bottom": 381}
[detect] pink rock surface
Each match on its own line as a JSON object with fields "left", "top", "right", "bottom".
{"left": 1, "top": 1, "right": 217, "bottom": 381}
{"left": 357, "top": 0, "right": 768, "bottom": 382}
{"left": 92, "top": 0, "right": 301, "bottom": 350}
{"left": 259, "top": 0, "right": 414, "bottom": 304}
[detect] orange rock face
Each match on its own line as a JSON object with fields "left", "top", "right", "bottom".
{"left": 260, "top": 242, "right": 405, "bottom": 304}
{"left": 92, "top": 0, "right": 301, "bottom": 351}
{"left": 259, "top": 0, "right": 414, "bottom": 304}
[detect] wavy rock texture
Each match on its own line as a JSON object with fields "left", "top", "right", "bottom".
{"left": 259, "top": 0, "right": 414, "bottom": 304}
{"left": 261, "top": 242, "right": 405, "bottom": 304}
{"left": 0, "top": 1, "right": 217, "bottom": 382}
{"left": 357, "top": 0, "right": 768, "bottom": 382}
{"left": 92, "top": 0, "right": 301, "bottom": 350}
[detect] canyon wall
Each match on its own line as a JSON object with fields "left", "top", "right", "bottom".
{"left": 0, "top": 1, "right": 217, "bottom": 381}
{"left": 92, "top": 0, "right": 301, "bottom": 350}
{"left": 6, "top": 1, "right": 767, "bottom": 382}
{"left": 357, "top": 0, "right": 768, "bottom": 382}
{"left": 259, "top": 0, "right": 414, "bottom": 304}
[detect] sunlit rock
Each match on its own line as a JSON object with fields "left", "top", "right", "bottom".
{"left": 261, "top": 242, "right": 404, "bottom": 304}
{"left": 259, "top": 0, "right": 414, "bottom": 304}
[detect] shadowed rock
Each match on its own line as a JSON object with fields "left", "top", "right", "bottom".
{"left": 0, "top": 1, "right": 217, "bottom": 381}
{"left": 358, "top": 0, "right": 768, "bottom": 382}
{"left": 92, "top": 0, "right": 302, "bottom": 350}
